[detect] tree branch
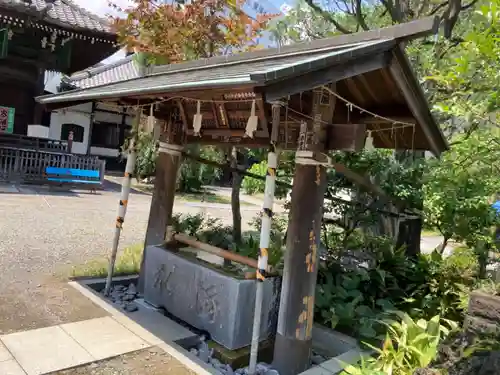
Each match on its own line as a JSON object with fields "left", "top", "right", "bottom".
{"left": 429, "top": 1, "right": 448, "bottom": 15}
{"left": 379, "top": 0, "right": 400, "bottom": 23}
{"left": 303, "top": 0, "right": 353, "bottom": 34}
{"left": 461, "top": 0, "right": 480, "bottom": 10}
{"left": 354, "top": 0, "right": 370, "bottom": 31}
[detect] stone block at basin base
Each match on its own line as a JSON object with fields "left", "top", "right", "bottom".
{"left": 208, "top": 339, "right": 274, "bottom": 370}
{"left": 464, "top": 315, "right": 500, "bottom": 336}
{"left": 142, "top": 244, "right": 281, "bottom": 350}
{"left": 468, "top": 292, "right": 500, "bottom": 323}
{"left": 312, "top": 325, "right": 358, "bottom": 358}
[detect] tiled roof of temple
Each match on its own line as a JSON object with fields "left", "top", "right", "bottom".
{"left": 0, "top": 0, "right": 112, "bottom": 33}
{"left": 65, "top": 54, "right": 140, "bottom": 89}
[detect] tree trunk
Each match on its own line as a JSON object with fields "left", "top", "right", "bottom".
{"left": 438, "top": 236, "right": 449, "bottom": 254}
{"left": 478, "top": 241, "right": 489, "bottom": 279}
{"left": 230, "top": 147, "right": 243, "bottom": 245}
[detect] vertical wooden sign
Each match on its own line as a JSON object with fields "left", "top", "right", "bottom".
{"left": 0, "top": 106, "right": 14, "bottom": 134}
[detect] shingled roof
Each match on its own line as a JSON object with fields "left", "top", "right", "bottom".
{"left": 63, "top": 54, "right": 140, "bottom": 89}
{"left": 0, "top": 0, "right": 113, "bottom": 34}
{"left": 37, "top": 16, "right": 448, "bottom": 155}
{"left": 43, "top": 40, "right": 395, "bottom": 102}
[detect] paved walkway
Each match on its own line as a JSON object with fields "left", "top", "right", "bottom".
{"left": 0, "top": 316, "right": 149, "bottom": 375}
{"left": 0, "top": 282, "right": 207, "bottom": 375}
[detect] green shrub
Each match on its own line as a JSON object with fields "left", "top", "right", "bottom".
{"left": 342, "top": 313, "right": 457, "bottom": 375}
{"left": 134, "top": 131, "right": 157, "bottom": 179}
{"left": 442, "top": 246, "right": 479, "bottom": 280}
{"left": 122, "top": 130, "right": 157, "bottom": 180}
{"left": 315, "top": 238, "right": 473, "bottom": 341}
{"left": 177, "top": 146, "right": 224, "bottom": 193}
{"left": 242, "top": 161, "right": 266, "bottom": 195}
{"left": 242, "top": 160, "right": 291, "bottom": 198}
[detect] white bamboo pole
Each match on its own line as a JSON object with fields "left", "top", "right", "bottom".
{"left": 248, "top": 102, "right": 281, "bottom": 375}
{"left": 104, "top": 109, "right": 140, "bottom": 296}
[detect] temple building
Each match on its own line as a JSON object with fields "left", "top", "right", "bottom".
{"left": 0, "top": 0, "right": 117, "bottom": 135}
{"left": 47, "top": 54, "right": 139, "bottom": 160}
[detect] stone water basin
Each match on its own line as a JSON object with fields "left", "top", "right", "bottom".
{"left": 142, "top": 244, "right": 280, "bottom": 350}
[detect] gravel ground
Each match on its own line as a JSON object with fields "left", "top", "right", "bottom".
{"left": 50, "top": 346, "right": 196, "bottom": 375}
{"left": 0, "top": 184, "right": 259, "bottom": 334}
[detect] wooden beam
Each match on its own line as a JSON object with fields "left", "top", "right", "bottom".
{"left": 379, "top": 68, "right": 402, "bottom": 103}
{"left": 211, "top": 102, "right": 220, "bottom": 128}
{"left": 344, "top": 78, "right": 365, "bottom": 106}
{"left": 186, "top": 135, "right": 269, "bottom": 148}
{"left": 356, "top": 74, "right": 383, "bottom": 105}
{"left": 187, "top": 129, "right": 245, "bottom": 137}
{"left": 263, "top": 53, "right": 390, "bottom": 103}
{"left": 256, "top": 95, "right": 269, "bottom": 137}
{"left": 388, "top": 46, "right": 445, "bottom": 155}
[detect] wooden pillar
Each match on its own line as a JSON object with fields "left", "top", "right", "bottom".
{"left": 273, "top": 165, "right": 327, "bottom": 374}
{"left": 87, "top": 102, "right": 96, "bottom": 155}
{"left": 32, "top": 66, "right": 45, "bottom": 126}
{"left": 144, "top": 144, "right": 182, "bottom": 245}
{"left": 138, "top": 113, "right": 184, "bottom": 292}
{"left": 119, "top": 109, "right": 126, "bottom": 149}
{"left": 273, "top": 87, "right": 335, "bottom": 375}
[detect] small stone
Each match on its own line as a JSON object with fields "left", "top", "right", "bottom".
{"left": 256, "top": 363, "right": 270, "bottom": 374}
{"left": 226, "top": 365, "right": 234, "bottom": 375}
{"left": 198, "top": 341, "right": 209, "bottom": 352}
{"left": 190, "top": 348, "right": 198, "bottom": 356}
{"left": 127, "top": 283, "right": 137, "bottom": 295}
{"left": 198, "top": 342, "right": 210, "bottom": 363}
{"left": 211, "top": 358, "right": 221, "bottom": 367}
{"left": 124, "top": 302, "right": 138, "bottom": 312}
{"left": 264, "top": 370, "right": 279, "bottom": 375}
{"left": 123, "top": 294, "right": 135, "bottom": 301}
{"left": 111, "top": 291, "right": 124, "bottom": 300}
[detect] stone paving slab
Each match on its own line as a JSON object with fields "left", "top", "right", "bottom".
{"left": 0, "top": 359, "right": 26, "bottom": 375}
{"left": 60, "top": 317, "right": 149, "bottom": 361}
{"left": 1, "top": 325, "right": 93, "bottom": 375}
{"left": 68, "top": 280, "right": 199, "bottom": 347}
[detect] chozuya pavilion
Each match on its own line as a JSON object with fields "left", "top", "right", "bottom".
{"left": 37, "top": 16, "right": 447, "bottom": 375}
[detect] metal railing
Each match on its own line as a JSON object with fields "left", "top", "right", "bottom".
{"left": 0, "top": 133, "right": 69, "bottom": 153}
{"left": 0, "top": 146, "right": 105, "bottom": 185}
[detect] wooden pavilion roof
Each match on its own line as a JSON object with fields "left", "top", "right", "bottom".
{"left": 36, "top": 17, "right": 448, "bottom": 156}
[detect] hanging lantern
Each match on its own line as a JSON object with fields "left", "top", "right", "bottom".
{"left": 245, "top": 100, "right": 258, "bottom": 138}
{"left": 192, "top": 101, "right": 203, "bottom": 136}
